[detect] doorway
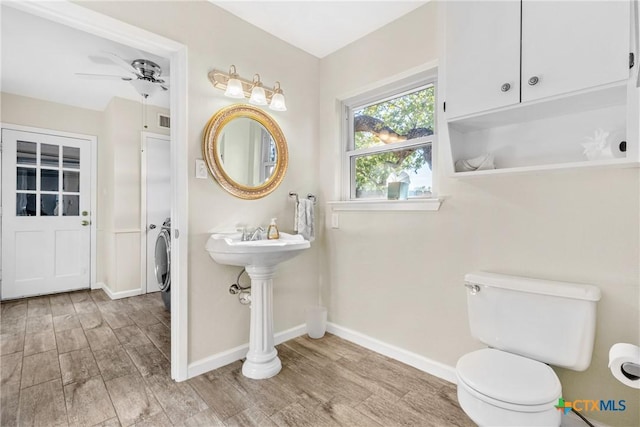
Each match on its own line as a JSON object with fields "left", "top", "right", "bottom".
{"left": 4, "top": 1, "right": 189, "bottom": 381}
{"left": 141, "top": 132, "right": 171, "bottom": 295}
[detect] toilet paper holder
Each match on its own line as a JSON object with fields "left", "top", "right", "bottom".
{"left": 621, "top": 362, "right": 640, "bottom": 380}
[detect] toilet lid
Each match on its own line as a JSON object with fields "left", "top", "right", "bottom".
{"left": 456, "top": 349, "right": 561, "bottom": 406}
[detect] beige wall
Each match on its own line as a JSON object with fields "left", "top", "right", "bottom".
{"left": 319, "top": 2, "right": 639, "bottom": 426}
{"left": 1, "top": 92, "right": 103, "bottom": 135}
{"left": 78, "top": 1, "right": 321, "bottom": 362}
{"left": 101, "top": 97, "right": 169, "bottom": 293}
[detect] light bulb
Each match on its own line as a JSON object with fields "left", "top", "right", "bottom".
{"left": 249, "top": 86, "right": 267, "bottom": 105}
{"left": 269, "top": 81, "right": 287, "bottom": 111}
{"left": 269, "top": 93, "right": 287, "bottom": 111}
{"left": 224, "top": 78, "right": 245, "bottom": 98}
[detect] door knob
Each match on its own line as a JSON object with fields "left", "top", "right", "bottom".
{"left": 500, "top": 83, "right": 511, "bottom": 92}
{"left": 149, "top": 224, "right": 157, "bottom": 230}
{"left": 82, "top": 211, "right": 89, "bottom": 216}
{"left": 81, "top": 220, "right": 90, "bottom": 226}
{"left": 528, "top": 76, "right": 539, "bottom": 86}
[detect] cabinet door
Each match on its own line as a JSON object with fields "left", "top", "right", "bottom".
{"left": 445, "top": 1, "right": 521, "bottom": 119}
{"left": 521, "top": 0, "right": 629, "bottom": 102}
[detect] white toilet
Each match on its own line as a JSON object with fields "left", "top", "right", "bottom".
{"left": 456, "top": 272, "right": 601, "bottom": 427}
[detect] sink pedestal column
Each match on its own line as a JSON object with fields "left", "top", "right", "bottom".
{"left": 242, "top": 265, "right": 282, "bottom": 379}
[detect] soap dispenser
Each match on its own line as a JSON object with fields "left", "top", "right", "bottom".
{"left": 267, "top": 218, "right": 280, "bottom": 240}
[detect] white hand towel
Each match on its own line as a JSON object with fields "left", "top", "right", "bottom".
{"left": 296, "top": 199, "right": 315, "bottom": 242}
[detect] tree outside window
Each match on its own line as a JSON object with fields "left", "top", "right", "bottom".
{"left": 347, "top": 84, "right": 435, "bottom": 199}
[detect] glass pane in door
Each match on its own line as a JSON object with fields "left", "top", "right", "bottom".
{"left": 17, "top": 168, "right": 36, "bottom": 191}
{"left": 16, "top": 193, "right": 36, "bottom": 216}
{"left": 41, "top": 194, "right": 59, "bottom": 216}
{"left": 41, "top": 169, "right": 59, "bottom": 191}
{"left": 17, "top": 141, "right": 37, "bottom": 165}
{"left": 63, "top": 147, "right": 80, "bottom": 169}
{"left": 41, "top": 144, "right": 59, "bottom": 167}
{"left": 63, "top": 171, "right": 80, "bottom": 192}
{"left": 62, "top": 195, "right": 79, "bottom": 216}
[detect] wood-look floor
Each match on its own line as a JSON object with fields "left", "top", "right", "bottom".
{"left": 1, "top": 290, "right": 474, "bottom": 427}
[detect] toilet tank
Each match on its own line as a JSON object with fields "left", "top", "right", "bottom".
{"left": 464, "top": 271, "right": 601, "bottom": 371}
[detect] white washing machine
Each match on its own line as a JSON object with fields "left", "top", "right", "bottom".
{"left": 154, "top": 218, "right": 171, "bottom": 310}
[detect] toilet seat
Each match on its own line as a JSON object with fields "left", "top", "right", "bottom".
{"left": 456, "top": 348, "right": 561, "bottom": 411}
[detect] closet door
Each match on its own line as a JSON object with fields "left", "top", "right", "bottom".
{"left": 445, "top": 1, "right": 521, "bottom": 119}
{"left": 521, "top": 0, "right": 630, "bottom": 103}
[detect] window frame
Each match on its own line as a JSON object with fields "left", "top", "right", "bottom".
{"left": 342, "top": 71, "right": 438, "bottom": 202}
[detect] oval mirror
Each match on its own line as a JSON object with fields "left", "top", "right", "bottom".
{"left": 202, "top": 104, "right": 288, "bottom": 199}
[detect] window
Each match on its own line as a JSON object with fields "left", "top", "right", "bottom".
{"left": 15, "top": 140, "right": 81, "bottom": 217}
{"left": 343, "top": 78, "right": 436, "bottom": 201}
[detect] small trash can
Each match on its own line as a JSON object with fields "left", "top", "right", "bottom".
{"left": 306, "top": 306, "right": 328, "bottom": 339}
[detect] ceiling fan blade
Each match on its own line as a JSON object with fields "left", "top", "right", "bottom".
{"left": 99, "top": 52, "right": 142, "bottom": 77}
{"left": 75, "top": 73, "right": 133, "bottom": 81}
{"left": 88, "top": 55, "right": 117, "bottom": 66}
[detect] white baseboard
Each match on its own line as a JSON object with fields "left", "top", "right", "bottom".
{"left": 187, "top": 323, "right": 307, "bottom": 379}
{"left": 97, "top": 282, "right": 142, "bottom": 300}
{"left": 326, "top": 322, "right": 458, "bottom": 384}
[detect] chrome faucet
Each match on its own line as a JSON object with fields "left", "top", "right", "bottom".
{"left": 242, "top": 226, "right": 265, "bottom": 241}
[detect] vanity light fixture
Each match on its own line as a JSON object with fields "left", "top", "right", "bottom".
{"left": 249, "top": 74, "right": 267, "bottom": 106}
{"left": 209, "top": 65, "right": 287, "bottom": 111}
{"left": 223, "top": 65, "right": 245, "bottom": 98}
{"left": 269, "top": 82, "right": 287, "bottom": 112}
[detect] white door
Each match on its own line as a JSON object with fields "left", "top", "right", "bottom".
{"left": 521, "top": 0, "right": 629, "bottom": 102}
{"left": 1, "top": 129, "right": 91, "bottom": 299}
{"left": 144, "top": 134, "right": 170, "bottom": 293}
{"left": 445, "top": 0, "right": 521, "bottom": 119}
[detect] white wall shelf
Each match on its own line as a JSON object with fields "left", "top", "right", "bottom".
{"left": 451, "top": 158, "right": 640, "bottom": 178}
{"left": 447, "top": 90, "right": 636, "bottom": 177}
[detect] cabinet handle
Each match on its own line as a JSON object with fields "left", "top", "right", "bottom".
{"left": 500, "top": 83, "right": 511, "bottom": 92}
{"left": 528, "top": 76, "right": 539, "bottom": 86}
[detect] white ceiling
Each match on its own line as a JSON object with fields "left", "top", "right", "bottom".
{"left": 211, "top": 1, "right": 429, "bottom": 58}
{"left": 1, "top": 6, "right": 170, "bottom": 111}
{"left": 1, "top": 1, "right": 427, "bottom": 111}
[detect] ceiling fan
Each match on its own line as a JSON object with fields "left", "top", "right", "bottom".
{"left": 76, "top": 52, "right": 169, "bottom": 98}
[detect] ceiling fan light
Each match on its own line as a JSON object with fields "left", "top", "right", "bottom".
{"left": 130, "top": 79, "right": 159, "bottom": 98}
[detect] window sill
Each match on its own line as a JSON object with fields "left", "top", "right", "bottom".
{"left": 328, "top": 198, "right": 442, "bottom": 212}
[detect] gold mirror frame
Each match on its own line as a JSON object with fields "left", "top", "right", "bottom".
{"left": 202, "top": 104, "right": 288, "bottom": 200}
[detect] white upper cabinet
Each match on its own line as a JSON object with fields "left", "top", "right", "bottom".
{"left": 444, "top": 1, "right": 638, "bottom": 176}
{"left": 521, "top": 0, "right": 630, "bottom": 103}
{"left": 446, "top": 0, "right": 630, "bottom": 120}
{"left": 445, "top": 1, "right": 521, "bottom": 119}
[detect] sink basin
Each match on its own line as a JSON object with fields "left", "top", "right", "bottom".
{"left": 205, "top": 231, "right": 311, "bottom": 380}
{"left": 206, "top": 232, "right": 310, "bottom": 268}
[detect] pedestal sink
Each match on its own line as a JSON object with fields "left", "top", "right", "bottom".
{"left": 205, "top": 232, "right": 310, "bottom": 379}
